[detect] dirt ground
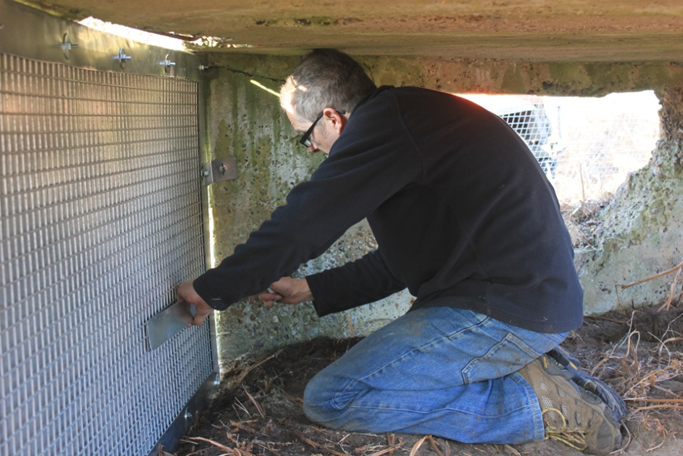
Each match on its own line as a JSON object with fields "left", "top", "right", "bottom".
{"left": 174, "top": 305, "right": 683, "bottom": 456}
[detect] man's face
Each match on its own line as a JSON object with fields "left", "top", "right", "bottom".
{"left": 286, "top": 108, "right": 346, "bottom": 155}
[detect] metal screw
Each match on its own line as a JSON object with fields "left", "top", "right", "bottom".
{"left": 199, "top": 65, "right": 209, "bottom": 71}
{"left": 218, "top": 164, "right": 227, "bottom": 174}
{"left": 202, "top": 169, "right": 210, "bottom": 177}
{"left": 184, "top": 409, "right": 192, "bottom": 421}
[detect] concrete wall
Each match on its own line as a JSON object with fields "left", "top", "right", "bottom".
{"left": 203, "top": 53, "right": 683, "bottom": 367}
{"left": 202, "top": 66, "right": 411, "bottom": 369}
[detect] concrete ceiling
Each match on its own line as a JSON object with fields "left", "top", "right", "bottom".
{"left": 21, "top": 0, "right": 683, "bottom": 62}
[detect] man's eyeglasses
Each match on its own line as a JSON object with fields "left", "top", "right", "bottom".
{"left": 299, "top": 109, "right": 346, "bottom": 147}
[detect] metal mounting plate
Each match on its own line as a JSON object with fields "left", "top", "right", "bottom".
{"left": 145, "top": 300, "right": 196, "bottom": 351}
{"left": 202, "top": 157, "right": 238, "bottom": 184}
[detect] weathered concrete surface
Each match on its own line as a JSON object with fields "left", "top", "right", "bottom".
{"left": 18, "top": 1, "right": 683, "bottom": 62}
{"left": 206, "top": 53, "right": 683, "bottom": 95}
{"left": 203, "top": 68, "right": 410, "bottom": 368}
{"left": 576, "top": 88, "right": 683, "bottom": 313}
{"left": 205, "top": 54, "right": 683, "bottom": 365}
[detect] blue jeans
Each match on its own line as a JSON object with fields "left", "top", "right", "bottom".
{"left": 304, "top": 307, "right": 567, "bottom": 444}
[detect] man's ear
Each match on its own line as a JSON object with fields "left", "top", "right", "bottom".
{"left": 322, "top": 108, "right": 348, "bottom": 135}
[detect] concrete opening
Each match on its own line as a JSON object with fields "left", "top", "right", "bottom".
{"left": 461, "top": 92, "right": 661, "bottom": 203}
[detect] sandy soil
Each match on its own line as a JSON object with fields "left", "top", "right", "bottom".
{"left": 174, "top": 305, "right": 683, "bottom": 456}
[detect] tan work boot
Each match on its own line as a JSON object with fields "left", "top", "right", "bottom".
{"left": 518, "top": 353, "right": 623, "bottom": 455}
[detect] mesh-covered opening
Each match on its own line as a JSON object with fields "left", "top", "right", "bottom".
{"left": 459, "top": 92, "right": 661, "bottom": 203}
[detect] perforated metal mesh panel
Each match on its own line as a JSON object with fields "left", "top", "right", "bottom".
{"left": 1, "top": 53, "right": 212, "bottom": 455}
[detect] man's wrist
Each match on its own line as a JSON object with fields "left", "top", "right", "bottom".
{"left": 297, "top": 278, "right": 314, "bottom": 302}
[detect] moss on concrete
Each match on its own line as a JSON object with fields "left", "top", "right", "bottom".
{"left": 576, "top": 88, "right": 683, "bottom": 313}
{"left": 204, "top": 53, "right": 683, "bottom": 364}
{"left": 203, "top": 65, "right": 410, "bottom": 368}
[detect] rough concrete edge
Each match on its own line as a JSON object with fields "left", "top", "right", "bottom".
{"left": 576, "top": 88, "right": 683, "bottom": 314}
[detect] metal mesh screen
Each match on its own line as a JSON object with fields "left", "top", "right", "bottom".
{"left": 460, "top": 92, "right": 661, "bottom": 204}
{"left": 1, "top": 53, "right": 212, "bottom": 455}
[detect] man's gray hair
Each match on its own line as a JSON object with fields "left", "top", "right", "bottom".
{"left": 280, "top": 49, "right": 377, "bottom": 123}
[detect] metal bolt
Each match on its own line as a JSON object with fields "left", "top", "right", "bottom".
{"left": 62, "top": 33, "right": 78, "bottom": 60}
{"left": 184, "top": 409, "right": 192, "bottom": 421}
{"left": 218, "top": 164, "right": 226, "bottom": 174}
{"left": 116, "top": 48, "right": 132, "bottom": 69}
{"left": 202, "top": 169, "right": 210, "bottom": 177}
{"left": 161, "top": 54, "right": 176, "bottom": 73}
{"left": 199, "top": 65, "right": 209, "bottom": 71}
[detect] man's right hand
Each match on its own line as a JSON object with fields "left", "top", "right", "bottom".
{"left": 258, "top": 277, "right": 313, "bottom": 307}
{"left": 177, "top": 279, "right": 213, "bottom": 326}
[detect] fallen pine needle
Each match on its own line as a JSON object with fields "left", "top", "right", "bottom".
{"left": 275, "top": 385, "right": 303, "bottom": 407}
{"left": 427, "top": 436, "right": 444, "bottom": 456}
{"left": 504, "top": 444, "right": 521, "bottom": 456}
{"left": 660, "top": 256, "right": 683, "bottom": 311}
{"left": 292, "top": 431, "right": 348, "bottom": 456}
{"left": 229, "top": 420, "right": 259, "bottom": 434}
{"left": 242, "top": 385, "right": 266, "bottom": 418}
{"left": 409, "top": 436, "right": 429, "bottom": 456}
{"left": 616, "top": 260, "right": 683, "bottom": 291}
{"left": 367, "top": 445, "right": 401, "bottom": 456}
{"left": 645, "top": 436, "right": 666, "bottom": 453}
{"left": 633, "top": 404, "right": 683, "bottom": 413}
{"left": 584, "top": 314, "right": 629, "bottom": 325}
{"left": 188, "top": 436, "right": 251, "bottom": 455}
{"left": 611, "top": 422, "right": 633, "bottom": 454}
{"left": 624, "top": 397, "right": 683, "bottom": 403}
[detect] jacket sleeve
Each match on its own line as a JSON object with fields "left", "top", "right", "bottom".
{"left": 192, "top": 91, "right": 422, "bottom": 310}
{"left": 307, "top": 249, "right": 406, "bottom": 317}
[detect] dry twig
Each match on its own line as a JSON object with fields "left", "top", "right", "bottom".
{"left": 615, "top": 259, "right": 683, "bottom": 309}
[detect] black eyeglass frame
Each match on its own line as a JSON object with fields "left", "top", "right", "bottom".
{"left": 298, "top": 109, "right": 346, "bottom": 147}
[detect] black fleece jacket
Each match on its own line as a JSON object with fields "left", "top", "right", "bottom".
{"left": 193, "top": 86, "right": 584, "bottom": 333}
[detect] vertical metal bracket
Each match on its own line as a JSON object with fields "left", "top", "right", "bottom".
{"left": 201, "top": 157, "right": 238, "bottom": 184}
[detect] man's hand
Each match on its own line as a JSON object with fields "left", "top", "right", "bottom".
{"left": 177, "top": 279, "right": 213, "bottom": 326}
{"left": 257, "top": 277, "right": 313, "bottom": 308}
